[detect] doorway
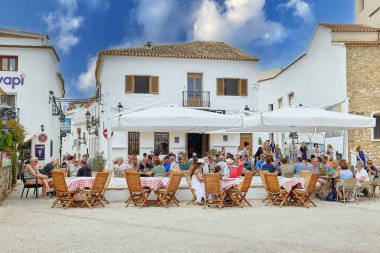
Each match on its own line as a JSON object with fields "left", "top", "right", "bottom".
{"left": 240, "top": 133, "right": 252, "bottom": 156}
{"left": 187, "top": 73, "right": 203, "bottom": 107}
{"left": 187, "top": 133, "right": 209, "bottom": 158}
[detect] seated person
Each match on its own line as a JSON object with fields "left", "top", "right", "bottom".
{"left": 146, "top": 155, "right": 154, "bottom": 167}
{"left": 261, "top": 155, "right": 276, "bottom": 173}
{"left": 25, "top": 157, "right": 54, "bottom": 197}
{"left": 114, "top": 157, "right": 132, "bottom": 176}
{"left": 366, "top": 160, "right": 378, "bottom": 192}
{"left": 224, "top": 158, "right": 234, "bottom": 177}
{"left": 355, "top": 161, "right": 369, "bottom": 188}
{"left": 279, "top": 157, "right": 292, "bottom": 176}
{"left": 148, "top": 159, "right": 166, "bottom": 176}
{"left": 77, "top": 159, "right": 92, "bottom": 177}
{"left": 139, "top": 158, "right": 153, "bottom": 173}
{"left": 255, "top": 154, "right": 265, "bottom": 170}
{"left": 293, "top": 157, "right": 308, "bottom": 174}
{"left": 41, "top": 159, "right": 58, "bottom": 178}
{"left": 163, "top": 156, "right": 171, "bottom": 172}
{"left": 337, "top": 160, "right": 353, "bottom": 201}
{"left": 213, "top": 165, "right": 223, "bottom": 179}
{"left": 69, "top": 159, "right": 81, "bottom": 177}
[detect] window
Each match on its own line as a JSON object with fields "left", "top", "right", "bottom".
{"left": 128, "top": 132, "right": 140, "bottom": 155}
{"left": 216, "top": 78, "right": 248, "bottom": 96}
{"left": 359, "top": 0, "right": 364, "bottom": 12}
{"left": 154, "top": 132, "right": 169, "bottom": 155}
{"left": 373, "top": 113, "right": 380, "bottom": 140}
{"left": 268, "top": 104, "right": 274, "bottom": 112}
{"left": 288, "top": 92, "right": 294, "bottom": 106}
{"left": 0, "top": 94, "right": 16, "bottom": 108}
{"left": 125, "top": 75, "right": 159, "bottom": 94}
{"left": 0, "top": 56, "right": 18, "bottom": 71}
{"left": 278, "top": 98, "right": 283, "bottom": 109}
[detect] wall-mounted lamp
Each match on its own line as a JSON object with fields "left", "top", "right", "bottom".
{"left": 40, "top": 124, "right": 45, "bottom": 132}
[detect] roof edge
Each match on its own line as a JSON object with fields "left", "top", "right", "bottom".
{"left": 0, "top": 44, "right": 60, "bottom": 61}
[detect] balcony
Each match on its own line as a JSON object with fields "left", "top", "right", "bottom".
{"left": 182, "top": 91, "right": 210, "bottom": 107}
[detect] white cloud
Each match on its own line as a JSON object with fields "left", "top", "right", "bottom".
{"left": 279, "top": 0, "right": 314, "bottom": 22}
{"left": 42, "top": 0, "right": 84, "bottom": 53}
{"left": 77, "top": 56, "right": 97, "bottom": 91}
{"left": 192, "top": 0, "right": 286, "bottom": 47}
{"left": 85, "top": 0, "right": 110, "bottom": 12}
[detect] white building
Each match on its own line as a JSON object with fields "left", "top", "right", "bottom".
{"left": 0, "top": 28, "right": 65, "bottom": 162}
{"left": 355, "top": 0, "right": 380, "bottom": 28}
{"left": 256, "top": 22, "right": 380, "bottom": 160}
{"left": 95, "top": 41, "right": 258, "bottom": 159}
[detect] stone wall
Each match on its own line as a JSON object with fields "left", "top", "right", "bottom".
{"left": 346, "top": 45, "right": 380, "bottom": 164}
{"left": 0, "top": 166, "right": 12, "bottom": 204}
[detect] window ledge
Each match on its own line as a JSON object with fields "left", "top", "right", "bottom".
{"left": 221, "top": 96, "right": 246, "bottom": 99}
{"left": 125, "top": 93, "right": 158, "bottom": 97}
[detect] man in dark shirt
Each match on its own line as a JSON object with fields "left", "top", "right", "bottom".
{"left": 77, "top": 159, "right": 92, "bottom": 177}
{"left": 41, "top": 159, "right": 58, "bottom": 178}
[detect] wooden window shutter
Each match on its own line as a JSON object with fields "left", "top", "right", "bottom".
{"left": 150, "top": 76, "right": 159, "bottom": 94}
{"left": 239, "top": 79, "right": 248, "bottom": 96}
{"left": 125, "top": 75, "right": 134, "bottom": 93}
{"left": 217, "top": 78, "right": 224, "bottom": 96}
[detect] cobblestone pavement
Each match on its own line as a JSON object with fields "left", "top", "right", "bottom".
{"left": 1, "top": 184, "right": 380, "bottom": 253}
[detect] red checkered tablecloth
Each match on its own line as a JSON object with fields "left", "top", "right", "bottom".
{"left": 281, "top": 179, "right": 303, "bottom": 193}
{"left": 221, "top": 178, "right": 242, "bottom": 191}
{"left": 67, "top": 178, "right": 94, "bottom": 190}
{"left": 141, "top": 178, "right": 167, "bottom": 191}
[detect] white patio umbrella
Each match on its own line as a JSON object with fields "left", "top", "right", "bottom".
{"left": 229, "top": 107, "right": 375, "bottom": 133}
{"left": 112, "top": 105, "right": 243, "bottom": 133}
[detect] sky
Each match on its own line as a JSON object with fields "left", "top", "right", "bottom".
{"left": 0, "top": 0, "right": 354, "bottom": 98}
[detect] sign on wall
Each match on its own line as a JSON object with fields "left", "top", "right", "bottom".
{"left": 60, "top": 118, "right": 71, "bottom": 133}
{"left": 0, "top": 74, "right": 25, "bottom": 89}
{"left": 35, "top": 144, "right": 45, "bottom": 160}
{"left": 38, "top": 133, "right": 48, "bottom": 143}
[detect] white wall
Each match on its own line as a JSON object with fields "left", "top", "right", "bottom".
{"left": 0, "top": 46, "right": 63, "bottom": 163}
{"left": 255, "top": 27, "right": 347, "bottom": 154}
{"left": 210, "top": 133, "right": 240, "bottom": 155}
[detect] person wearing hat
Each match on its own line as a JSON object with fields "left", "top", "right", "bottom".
{"left": 224, "top": 158, "right": 234, "bottom": 177}
{"left": 190, "top": 158, "right": 205, "bottom": 204}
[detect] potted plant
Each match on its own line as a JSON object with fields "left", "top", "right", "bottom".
{"left": 88, "top": 152, "right": 106, "bottom": 172}
{"left": 208, "top": 148, "right": 217, "bottom": 157}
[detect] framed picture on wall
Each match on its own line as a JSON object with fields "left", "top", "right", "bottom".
{"left": 174, "top": 137, "right": 179, "bottom": 143}
{"left": 223, "top": 135, "right": 228, "bottom": 142}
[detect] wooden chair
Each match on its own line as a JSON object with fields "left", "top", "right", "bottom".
{"left": 282, "top": 172, "right": 295, "bottom": 178}
{"left": 226, "top": 171, "right": 254, "bottom": 208}
{"left": 260, "top": 170, "right": 270, "bottom": 202}
{"left": 359, "top": 180, "right": 375, "bottom": 202}
{"left": 100, "top": 170, "right": 112, "bottom": 204}
{"left": 293, "top": 173, "right": 320, "bottom": 208}
{"left": 54, "top": 168, "right": 68, "bottom": 177}
{"left": 80, "top": 172, "right": 109, "bottom": 208}
{"left": 183, "top": 170, "right": 197, "bottom": 205}
{"left": 203, "top": 173, "right": 225, "bottom": 209}
{"left": 338, "top": 178, "right": 359, "bottom": 204}
{"left": 299, "top": 170, "right": 311, "bottom": 187}
{"left": 51, "top": 170, "right": 78, "bottom": 209}
{"left": 264, "top": 173, "right": 289, "bottom": 207}
{"left": 125, "top": 171, "right": 151, "bottom": 208}
{"left": 155, "top": 172, "right": 182, "bottom": 208}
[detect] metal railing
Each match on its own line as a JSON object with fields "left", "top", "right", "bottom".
{"left": 182, "top": 91, "right": 210, "bottom": 107}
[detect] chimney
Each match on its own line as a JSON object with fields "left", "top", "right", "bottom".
{"left": 144, "top": 41, "right": 152, "bottom": 48}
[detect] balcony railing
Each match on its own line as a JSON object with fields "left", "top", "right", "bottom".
{"left": 182, "top": 91, "right": 210, "bottom": 107}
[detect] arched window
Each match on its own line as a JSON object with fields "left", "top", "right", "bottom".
{"left": 372, "top": 112, "right": 380, "bottom": 140}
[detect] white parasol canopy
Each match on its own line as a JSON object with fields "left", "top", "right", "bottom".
{"left": 112, "top": 105, "right": 243, "bottom": 133}
{"left": 228, "top": 107, "right": 376, "bottom": 133}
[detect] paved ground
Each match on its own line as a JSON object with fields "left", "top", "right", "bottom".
{"left": 1, "top": 184, "right": 380, "bottom": 253}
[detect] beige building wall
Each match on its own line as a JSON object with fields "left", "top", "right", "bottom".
{"left": 346, "top": 45, "right": 380, "bottom": 164}
{"left": 355, "top": 0, "right": 380, "bottom": 27}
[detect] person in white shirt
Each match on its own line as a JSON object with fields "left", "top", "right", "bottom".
{"left": 69, "top": 159, "right": 81, "bottom": 177}
{"left": 355, "top": 161, "right": 369, "bottom": 187}
{"left": 169, "top": 155, "right": 179, "bottom": 171}
{"left": 114, "top": 157, "right": 132, "bottom": 176}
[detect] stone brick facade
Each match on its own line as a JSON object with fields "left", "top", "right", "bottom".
{"left": 346, "top": 45, "right": 380, "bottom": 164}
{"left": 0, "top": 166, "right": 12, "bottom": 204}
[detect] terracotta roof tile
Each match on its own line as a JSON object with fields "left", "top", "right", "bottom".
{"left": 319, "top": 23, "right": 380, "bottom": 32}
{"left": 341, "top": 41, "right": 380, "bottom": 46}
{"left": 84, "top": 96, "right": 96, "bottom": 108}
{"left": 100, "top": 41, "right": 259, "bottom": 61}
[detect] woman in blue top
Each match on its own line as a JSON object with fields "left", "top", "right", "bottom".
{"left": 337, "top": 160, "right": 353, "bottom": 201}
{"left": 355, "top": 145, "right": 366, "bottom": 165}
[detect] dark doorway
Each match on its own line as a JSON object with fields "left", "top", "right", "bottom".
{"left": 187, "top": 133, "right": 209, "bottom": 158}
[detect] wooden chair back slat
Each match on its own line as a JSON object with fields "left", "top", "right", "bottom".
{"left": 300, "top": 170, "right": 311, "bottom": 186}
{"left": 91, "top": 172, "right": 109, "bottom": 194}
{"left": 264, "top": 173, "right": 281, "bottom": 193}
{"left": 283, "top": 172, "right": 295, "bottom": 178}
{"left": 52, "top": 170, "right": 68, "bottom": 193}
{"left": 342, "top": 178, "right": 357, "bottom": 188}
{"left": 204, "top": 173, "right": 221, "bottom": 194}
{"left": 53, "top": 168, "right": 68, "bottom": 178}
{"left": 166, "top": 172, "right": 182, "bottom": 193}
{"left": 260, "top": 170, "right": 269, "bottom": 190}
{"left": 306, "top": 173, "right": 320, "bottom": 192}
{"left": 240, "top": 171, "right": 254, "bottom": 192}
{"left": 125, "top": 171, "right": 143, "bottom": 192}
{"left": 102, "top": 170, "right": 113, "bottom": 191}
